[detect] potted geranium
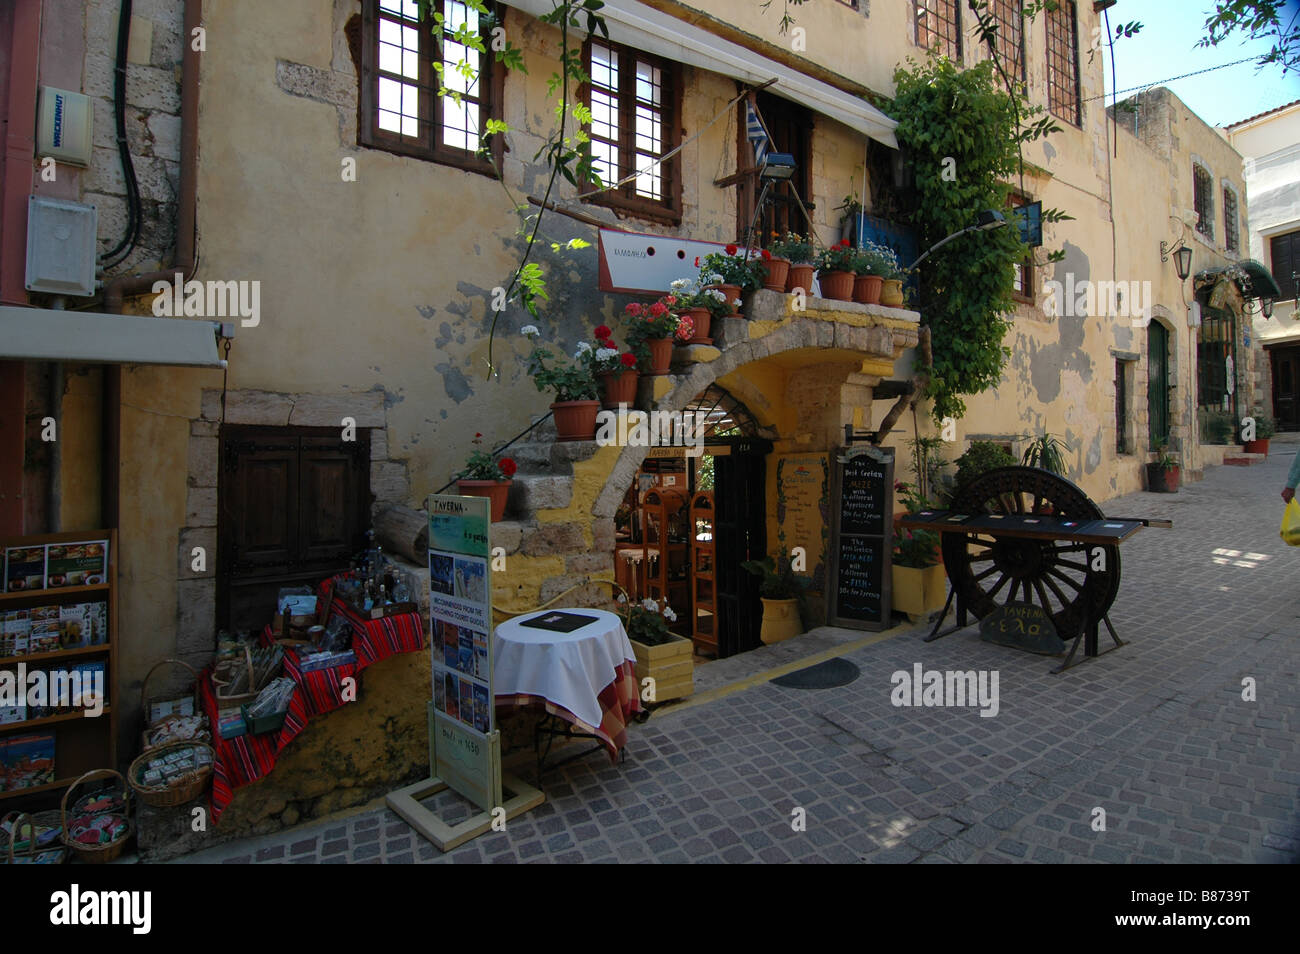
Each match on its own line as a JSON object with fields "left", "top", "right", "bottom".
{"left": 456, "top": 433, "right": 516, "bottom": 522}
{"left": 624, "top": 296, "right": 682, "bottom": 375}
{"left": 739, "top": 551, "right": 805, "bottom": 644}
{"left": 1147, "top": 443, "right": 1180, "bottom": 493}
{"left": 521, "top": 325, "right": 601, "bottom": 441}
{"left": 757, "top": 247, "right": 790, "bottom": 292}
{"left": 814, "top": 238, "right": 858, "bottom": 301}
{"left": 701, "top": 245, "right": 765, "bottom": 311}
{"left": 669, "top": 277, "right": 729, "bottom": 342}
{"left": 770, "top": 232, "right": 815, "bottom": 293}
{"left": 851, "top": 245, "right": 885, "bottom": 305}
{"left": 589, "top": 325, "right": 640, "bottom": 409}
{"left": 621, "top": 596, "right": 693, "bottom": 703}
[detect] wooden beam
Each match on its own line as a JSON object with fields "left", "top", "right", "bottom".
{"left": 526, "top": 195, "right": 606, "bottom": 229}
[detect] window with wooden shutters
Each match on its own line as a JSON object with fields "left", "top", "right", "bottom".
{"left": 989, "top": 0, "right": 1026, "bottom": 83}
{"left": 582, "top": 39, "right": 681, "bottom": 224}
{"left": 1272, "top": 230, "right": 1299, "bottom": 300}
{"left": 358, "top": 0, "right": 504, "bottom": 176}
{"left": 1193, "top": 163, "right": 1214, "bottom": 240}
{"left": 1009, "top": 192, "right": 1034, "bottom": 302}
{"left": 1223, "top": 186, "right": 1240, "bottom": 253}
{"left": 916, "top": 0, "right": 962, "bottom": 61}
{"left": 1046, "top": 0, "right": 1080, "bottom": 125}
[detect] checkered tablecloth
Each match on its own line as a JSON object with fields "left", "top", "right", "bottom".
{"left": 202, "top": 581, "right": 423, "bottom": 824}
{"left": 493, "top": 609, "right": 642, "bottom": 761}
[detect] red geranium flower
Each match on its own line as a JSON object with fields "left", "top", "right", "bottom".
{"left": 725, "top": 244, "right": 739, "bottom": 255}
{"left": 761, "top": 248, "right": 771, "bottom": 260}
{"left": 625, "top": 303, "right": 641, "bottom": 316}
{"left": 839, "top": 238, "right": 850, "bottom": 247}
{"left": 620, "top": 352, "right": 638, "bottom": 368}
{"left": 649, "top": 302, "right": 667, "bottom": 316}
{"left": 499, "top": 458, "right": 517, "bottom": 478}
{"left": 475, "top": 432, "right": 482, "bottom": 438}
{"left": 594, "top": 324, "right": 611, "bottom": 339}
{"left": 664, "top": 295, "right": 677, "bottom": 305}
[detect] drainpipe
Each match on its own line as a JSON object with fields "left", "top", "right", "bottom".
{"left": 47, "top": 300, "right": 65, "bottom": 533}
{"left": 103, "top": 0, "right": 200, "bottom": 311}
{"left": 100, "top": 0, "right": 200, "bottom": 531}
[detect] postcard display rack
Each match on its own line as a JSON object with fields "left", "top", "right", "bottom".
{"left": 0, "top": 530, "right": 117, "bottom": 803}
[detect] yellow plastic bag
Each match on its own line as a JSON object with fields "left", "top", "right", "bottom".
{"left": 1281, "top": 500, "right": 1300, "bottom": 547}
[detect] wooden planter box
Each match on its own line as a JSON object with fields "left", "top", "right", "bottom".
{"left": 892, "top": 563, "right": 948, "bottom": 619}
{"left": 630, "top": 633, "right": 694, "bottom": 703}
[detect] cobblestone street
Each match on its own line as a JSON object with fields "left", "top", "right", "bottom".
{"left": 175, "top": 450, "right": 1300, "bottom": 865}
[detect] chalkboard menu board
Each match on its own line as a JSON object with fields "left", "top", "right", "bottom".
{"left": 827, "top": 446, "right": 894, "bottom": 630}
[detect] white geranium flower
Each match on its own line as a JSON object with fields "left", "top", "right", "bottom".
{"left": 520, "top": 324, "right": 540, "bottom": 338}
{"left": 701, "top": 272, "right": 723, "bottom": 285}
{"left": 705, "top": 289, "right": 726, "bottom": 302}
{"left": 663, "top": 607, "right": 677, "bottom": 622}
{"left": 573, "top": 341, "right": 593, "bottom": 359}
{"left": 641, "top": 598, "right": 659, "bottom": 611}
{"left": 732, "top": 298, "right": 742, "bottom": 306}
{"left": 596, "top": 347, "right": 619, "bottom": 362}
{"left": 670, "top": 278, "right": 690, "bottom": 292}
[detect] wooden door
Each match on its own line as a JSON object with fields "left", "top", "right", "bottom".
{"left": 1148, "top": 322, "right": 1170, "bottom": 450}
{"left": 1273, "top": 347, "right": 1300, "bottom": 430}
{"left": 219, "top": 426, "right": 371, "bottom": 632}
{"left": 736, "top": 91, "right": 814, "bottom": 244}
{"left": 713, "top": 442, "right": 767, "bottom": 658}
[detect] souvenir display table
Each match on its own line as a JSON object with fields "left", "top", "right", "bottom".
{"left": 493, "top": 608, "right": 642, "bottom": 773}
{"left": 201, "top": 576, "right": 424, "bottom": 823}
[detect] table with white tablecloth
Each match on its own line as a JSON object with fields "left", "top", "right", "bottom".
{"left": 493, "top": 608, "right": 642, "bottom": 762}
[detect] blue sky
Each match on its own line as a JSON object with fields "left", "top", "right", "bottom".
{"left": 1103, "top": 0, "right": 1300, "bottom": 127}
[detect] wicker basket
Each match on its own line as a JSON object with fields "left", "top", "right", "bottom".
{"left": 141, "top": 657, "right": 211, "bottom": 752}
{"left": 61, "top": 770, "right": 133, "bottom": 864}
{"left": 212, "top": 644, "right": 258, "bottom": 708}
{"left": 2, "top": 811, "right": 66, "bottom": 865}
{"left": 128, "top": 740, "right": 214, "bottom": 808}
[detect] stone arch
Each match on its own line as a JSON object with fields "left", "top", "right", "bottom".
{"left": 592, "top": 315, "right": 907, "bottom": 517}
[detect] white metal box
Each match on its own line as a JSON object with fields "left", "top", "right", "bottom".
{"left": 36, "top": 86, "right": 93, "bottom": 167}
{"left": 26, "top": 196, "right": 98, "bottom": 297}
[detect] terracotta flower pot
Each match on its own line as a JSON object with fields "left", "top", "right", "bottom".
{"left": 646, "top": 337, "right": 673, "bottom": 375}
{"left": 1146, "top": 463, "right": 1180, "bottom": 493}
{"left": 684, "top": 306, "right": 712, "bottom": 344}
{"left": 818, "top": 269, "right": 855, "bottom": 302}
{"left": 598, "top": 368, "right": 639, "bottom": 410}
{"left": 879, "top": 278, "right": 904, "bottom": 308}
{"left": 785, "top": 263, "right": 815, "bottom": 294}
{"left": 763, "top": 256, "right": 790, "bottom": 292}
{"left": 1243, "top": 438, "right": 1270, "bottom": 455}
{"left": 550, "top": 400, "right": 600, "bottom": 442}
{"left": 705, "top": 283, "right": 742, "bottom": 315}
{"left": 853, "top": 274, "right": 883, "bottom": 305}
{"left": 456, "top": 479, "right": 511, "bottom": 522}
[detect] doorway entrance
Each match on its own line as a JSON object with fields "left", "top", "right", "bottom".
{"left": 1148, "top": 321, "right": 1170, "bottom": 450}
{"left": 611, "top": 387, "right": 771, "bottom": 659}
{"left": 218, "top": 425, "right": 371, "bottom": 632}
{"left": 1270, "top": 345, "right": 1300, "bottom": 430}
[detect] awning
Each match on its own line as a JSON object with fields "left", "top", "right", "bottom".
{"left": 1194, "top": 259, "right": 1283, "bottom": 301}
{"left": 0, "top": 306, "right": 226, "bottom": 367}
{"left": 501, "top": 0, "right": 898, "bottom": 148}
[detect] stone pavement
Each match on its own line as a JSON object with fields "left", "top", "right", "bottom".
{"left": 173, "top": 452, "right": 1300, "bottom": 864}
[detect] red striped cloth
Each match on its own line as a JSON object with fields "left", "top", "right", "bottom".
{"left": 496, "top": 659, "right": 642, "bottom": 762}
{"left": 203, "top": 583, "right": 424, "bottom": 824}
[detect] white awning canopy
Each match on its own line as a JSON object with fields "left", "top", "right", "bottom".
{"left": 501, "top": 0, "right": 897, "bottom": 148}
{"left": 0, "top": 306, "right": 226, "bottom": 367}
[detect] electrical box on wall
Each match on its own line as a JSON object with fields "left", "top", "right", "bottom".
{"left": 36, "top": 86, "right": 93, "bottom": 167}
{"left": 26, "top": 196, "right": 98, "bottom": 297}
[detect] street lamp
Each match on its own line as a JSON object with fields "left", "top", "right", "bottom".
{"left": 906, "top": 209, "right": 1007, "bottom": 271}
{"left": 1173, "top": 245, "right": 1193, "bottom": 282}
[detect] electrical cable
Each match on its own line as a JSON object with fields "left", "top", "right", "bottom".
{"left": 99, "top": 0, "right": 144, "bottom": 269}
{"left": 1083, "top": 56, "right": 1256, "bottom": 103}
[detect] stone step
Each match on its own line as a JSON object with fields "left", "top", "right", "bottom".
{"left": 1223, "top": 454, "right": 1266, "bottom": 466}
{"left": 508, "top": 474, "right": 573, "bottom": 513}
{"left": 505, "top": 438, "right": 600, "bottom": 475}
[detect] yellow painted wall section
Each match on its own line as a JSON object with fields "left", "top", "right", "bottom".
{"left": 58, "top": 365, "right": 103, "bottom": 532}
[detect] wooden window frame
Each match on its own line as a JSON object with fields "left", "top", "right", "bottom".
{"left": 1193, "top": 163, "right": 1215, "bottom": 241}
{"left": 916, "top": 0, "right": 962, "bottom": 61}
{"left": 1046, "top": 0, "right": 1081, "bottom": 127}
{"left": 358, "top": 0, "right": 505, "bottom": 178}
{"left": 1271, "top": 230, "right": 1299, "bottom": 301}
{"left": 579, "top": 37, "right": 683, "bottom": 226}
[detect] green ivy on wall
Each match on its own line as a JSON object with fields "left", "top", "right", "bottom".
{"left": 890, "top": 55, "right": 1028, "bottom": 423}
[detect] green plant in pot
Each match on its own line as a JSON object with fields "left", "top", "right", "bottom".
{"left": 953, "top": 441, "right": 1017, "bottom": 495}
{"left": 1242, "top": 410, "right": 1275, "bottom": 454}
{"left": 700, "top": 246, "right": 766, "bottom": 302}
{"left": 769, "top": 232, "right": 816, "bottom": 294}
{"left": 740, "top": 551, "right": 806, "bottom": 644}
{"left": 521, "top": 325, "right": 600, "bottom": 441}
{"left": 454, "top": 433, "right": 517, "bottom": 523}
{"left": 1147, "top": 443, "right": 1180, "bottom": 493}
{"left": 813, "top": 239, "right": 859, "bottom": 302}
{"left": 621, "top": 596, "right": 693, "bottom": 703}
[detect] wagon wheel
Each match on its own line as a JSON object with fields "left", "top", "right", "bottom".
{"left": 941, "top": 466, "right": 1121, "bottom": 639}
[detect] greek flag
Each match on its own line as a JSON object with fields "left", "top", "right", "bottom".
{"left": 746, "top": 101, "right": 770, "bottom": 169}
